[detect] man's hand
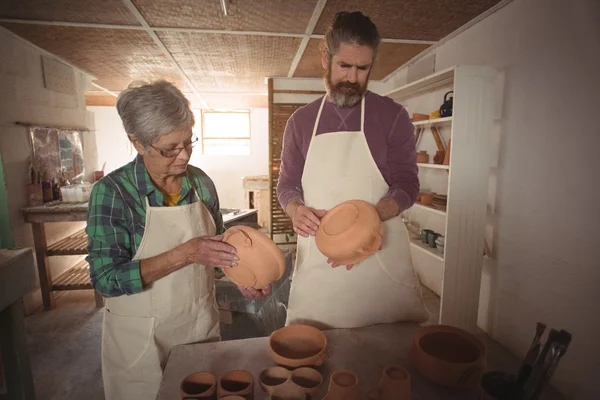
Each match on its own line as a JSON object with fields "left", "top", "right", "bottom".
{"left": 238, "top": 284, "right": 272, "bottom": 300}
{"left": 287, "top": 200, "right": 326, "bottom": 237}
{"left": 327, "top": 258, "right": 355, "bottom": 271}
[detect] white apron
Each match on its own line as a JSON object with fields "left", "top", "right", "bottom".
{"left": 285, "top": 96, "right": 429, "bottom": 329}
{"left": 101, "top": 188, "right": 220, "bottom": 400}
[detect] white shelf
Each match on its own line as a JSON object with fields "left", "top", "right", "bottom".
{"left": 385, "top": 66, "right": 455, "bottom": 103}
{"left": 410, "top": 239, "right": 444, "bottom": 262}
{"left": 412, "top": 116, "right": 453, "bottom": 127}
{"left": 418, "top": 163, "right": 450, "bottom": 170}
{"left": 412, "top": 203, "right": 447, "bottom": 216}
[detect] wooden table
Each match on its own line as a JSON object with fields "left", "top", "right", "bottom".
{"left": 21, "top": 202, "right": 259, "bottom": 311}
{"left": 156, "top": 322, "right": 566, "bottom": 400}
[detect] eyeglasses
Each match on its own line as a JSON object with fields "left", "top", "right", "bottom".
{"left": 151, "top": 137, "right": 199, "bottom": 158}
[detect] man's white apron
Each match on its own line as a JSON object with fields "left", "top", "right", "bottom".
{"left": 285, "top": 96, "right": 428, "bottom": 329}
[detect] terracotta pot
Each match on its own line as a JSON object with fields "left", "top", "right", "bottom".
{"left": 218, "top": 370, "right": 254, "bottom": 399}
{"left": 223, "top": 226, "right": 285, "bottom": 289}
{"left": 269, "top": 382, "right": 307, "bottom": 400}
{"left": 323, "top": 370, "right": 359, "bottom": 400}
{"left": 419, "top": 192, "right": 435, "bottom": 206}
{"left": 367, "top": 366, "right": 411, "bottom": 400}
{"left": 416, "top": 151, "right": 429, "bottom": 164}
{"left": 315, "top": 200, "right": 384, "bottom": 265}
{"left": 180, "top": 372, "right": 217, "bottom": 399}
{"left": 291, "top": 367, "right": 323, "bottom": 395}
{"left": 410, "top": 325, "right": 487, "bottom": 388}
{"left": 268, "top": 324, "right": 328, "bottom": 368}
{"left": 259, "top": 366, "right": 290, "bottom": 395}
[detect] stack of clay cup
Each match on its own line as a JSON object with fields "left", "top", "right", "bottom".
{"left": 180, "top": 370, "right": 254, "bottom": 400}
{"left": 262, "top": 324, "right": 329, "bottom": 399}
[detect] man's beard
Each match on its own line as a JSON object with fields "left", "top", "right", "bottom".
{"left": 324, "top": 65, "right": 369, "bottom": 109}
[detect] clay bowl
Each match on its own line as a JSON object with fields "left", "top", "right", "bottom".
{"left": 291, "top": 367, "right": 323, "bottom": 395}
{"left": 217, "top": 370, "right": 254, "bottom": 398}
{"left": 315, "top": 200, "right": 384, "bottom": 265}
{"left": 367, "top": 366, "right": 411, "bottom": 400}
{"left": 259, "top": 366, "right": 290, "bottom": 395}
{"left": 268, "top": 324, "right": 328, "bottom": 368}
{"left": 180, "top": 371, "right": 217, "bottom": 399}
{"left": 419, "top": 192, "right": 435, "bottom": 206}
{"left": 223, "top": 226, "right": 285, "bottom": 289}
{"left": 270, "top": 381, "right": 307, "bottom": 400}
{"left": 410, "top": 325, "right": 487, "bottom": 389}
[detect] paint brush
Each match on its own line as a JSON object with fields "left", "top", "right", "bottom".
{"left": 529, "top": 330, "right": 572, "bottom": 400}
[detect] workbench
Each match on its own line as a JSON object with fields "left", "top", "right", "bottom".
{"left": 156, "top": 322, "right": 566, "bottom": 400}
{"left": 21, "top": 201, "right": 259, "bottom": 311}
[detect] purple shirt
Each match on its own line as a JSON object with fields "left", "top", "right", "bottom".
{"left": 277, "top": 91, "right": 419, "bottom": 212}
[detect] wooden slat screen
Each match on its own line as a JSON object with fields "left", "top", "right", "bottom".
{"left": 268, "top": 80, "right": 304, "bottom": 239}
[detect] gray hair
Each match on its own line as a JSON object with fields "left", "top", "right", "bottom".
{"left": 116, "top": 80, "right": 195, "bottom": 148}
{"left": 322, "top": 11, "right": 381, "bottom": 62}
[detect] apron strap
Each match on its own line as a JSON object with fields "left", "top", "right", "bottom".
{"left": 312, "top": 96, "right": 328, "bottom": 139}
{"left": 360, "top": 95, "right": 366, "bottom": 132}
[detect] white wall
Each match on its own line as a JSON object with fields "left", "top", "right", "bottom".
{"left": 384, "top": 0, "right": 600, "bottom": 398}
{"left": 88, "top": 106, "right": 133, "bottom": 173}
{"left": 91, "top": 107, "right": 269, "bottom": 209}
{"left": 0, "top": 28, "right": 98, "bottom": 314}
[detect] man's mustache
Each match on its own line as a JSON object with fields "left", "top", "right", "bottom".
{"left": 335, "top": 81, "right": 361, "bottom": 90}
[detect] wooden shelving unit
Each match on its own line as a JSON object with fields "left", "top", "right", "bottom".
{"left": 387, "top": 65, "right": 496, "bottom": 332}
{"left": 52, "top": 259, "right": 92, "bottom": 291}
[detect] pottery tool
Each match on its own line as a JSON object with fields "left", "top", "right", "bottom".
{"left": 101, "top": 161, "right": 106, "bottom": 172}
{"left": 530, "top": 330, "right": 571, "bottom": 400}
{"left": 521, "top": 323, "right": 546, "bottom": 370}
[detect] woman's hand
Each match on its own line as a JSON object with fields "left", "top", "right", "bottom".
{"left": 238, "top": 284, "right": 272, "bottom": 300}
{"left": 184, "top": 235, "right": 238, "bottom": 269}
{"left": 327, "top": 259, "right": 355, "bottom": 271}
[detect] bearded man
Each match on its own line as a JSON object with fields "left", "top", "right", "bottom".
{"left": 277, "top": 11, "right": 428, "bottom": 329}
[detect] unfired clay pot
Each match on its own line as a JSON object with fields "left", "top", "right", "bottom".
{"left": 218, "top": 370, "right": 254, "bottom": 399}
{"left": 410, "top": 325, "right": 487, "bottom": 389}
{"left": 223, "top": 226, "right": 285, "bottom": 289}
{"left": 416, "top": 151, "right": 430, "bottom": 164}
{"left": 323, "top": 370, "right": 360, "bottom": 400}
{"left": 180, "top": 371, "right": 217, "bottom": 399}
{"left": 268, "top": 324, "right": 328, "bottom": 368}
{"left": 367, "top": 366, "right": 411, "bottom": 400}
{"left": 259, "top": 366, "right": 290, "bottom": 395}
{"left": 419, "top": 192, "right": 435, "bottom": 206}
{"left": 269, "top": 382, "right": 307, "bottom": 400}
{"left": 291, "top": 367, "right": 323, "bottom": 395}
{"left": 259, "top": 366, "right": 322, "bottom": 396}
{"left": 315, "top": 200, "right": 384, "bottom": 265}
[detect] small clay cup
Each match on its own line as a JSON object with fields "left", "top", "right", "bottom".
{"left": 218, "top": 370, "right": 254, "bottom": 399}
{"left": 324, "top": 370, "right": 359, "bottom": 400}
{"left": 291, "top": 367, "right": 323, "bottom": 395}
{"left": 223, "top": 226, "right": 285, "bottom": 289}
{"left": 180, "top": 372, "right": 217, "bottom": 399}
{"left": 259, "top": 366, "right": 290, "bottom": 394}
{"left": 270, "top": 382, "right": 307, "bottom": 400}
{"left": 268, "top": 324, "right": 328, "bottom": 368}
{"left": 419, "top": 192, "right": 435, "bottom": 205}
{"left": 367, "top": 366, "right": 411, "bottom": 400}
{"left": 416, "top": 151, "right": 429, "bottom": 163}
{"left": 411, "top": 325, "right": 487, "bottom": 388}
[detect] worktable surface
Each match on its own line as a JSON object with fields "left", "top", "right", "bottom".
{"left": 157, "top": 322, "right": 566, "bottom": 400}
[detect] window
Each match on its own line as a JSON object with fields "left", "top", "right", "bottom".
{"left": 193, "top": 110, "right": 251, "bottom": 155}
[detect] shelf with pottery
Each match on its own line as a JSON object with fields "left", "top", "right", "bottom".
{"left": 385, "top": 65, "right": 497, "bottom": 332}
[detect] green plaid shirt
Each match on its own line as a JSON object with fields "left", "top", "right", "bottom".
{"left": 85, "top": 155, "right": 224, "bottom": 297}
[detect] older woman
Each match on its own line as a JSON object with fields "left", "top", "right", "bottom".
{"left": 85, "top": 80, "right": 272, "bottom": 400}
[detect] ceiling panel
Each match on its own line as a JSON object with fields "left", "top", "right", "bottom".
{"left": 313, "top": 0, "right": 502, "bottom": 41}
{"left": 293, "top": 39, "right": 430, "bottom": 80}
{"left": 0, "top": 0, "right": 140, "bottom": 26}
{"left": 158, "top": 32, "right": 301, "bottom": 93}
{"left": 133, "top": 0, "right": 318, "bottom": 33}
{"left": 1, "top": 24, "right": 187, "bottom": 92}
